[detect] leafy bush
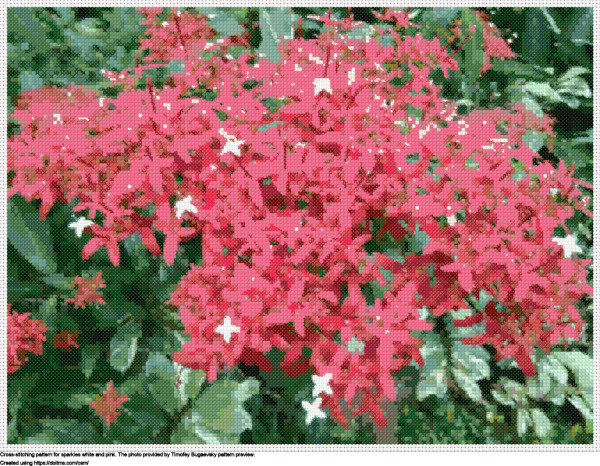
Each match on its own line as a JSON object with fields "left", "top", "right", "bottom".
{"left": 7, "top": 7, "right": 593, "bottom": 444}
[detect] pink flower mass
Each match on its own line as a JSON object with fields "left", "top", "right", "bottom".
{"left": 7, "top": 8, "right": 592, "bottom": 428}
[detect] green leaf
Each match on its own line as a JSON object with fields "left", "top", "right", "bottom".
{"left": 8, "top": 417, "right": 19, "bottom": 443}
{"left": 521, "top": 81, "right": 562, "bottom": 102}
{"left": 30, "top": 419, "right": 104, "bottom": 444}
{"left": 172, "top": 379, "right": 259, "bottom": 444}
{"left": 416, "top": 336, "right": 448, "bottom": 400}
{"left": 522, "top": 131, "right": 545, "bottom": 153}
{"left": 530, "top": 408, "right": 552, "bottom": 438}
{"left": 491, "top": 387, "right": 515, "bottom": 406}
{"left": 495, "top": 379, "right": 527, "bottom": 405}
{"left": 520, "top": 94, "right": 544, "bottom": 118}
{"left": 203, "top": 8, "right": 244, "bottom": 36}
{"left": 559, "top": 66, "right": 590, "bottom": 82}
{"left": 109, "top": 322, "right": 142, "bottom": 373}
{"left": 556, "top": 76, "right": 591, "bottom": 99}
{"left": 517, "top": 409, "right": 531, "bottom": 437}
{"left": 174, "top": 362, "right": 206, "bottom": 405}
{"left": 144, "top": 353, "right": 183, "bottom": 414}
{"left": 80, "top": 343, "right": 101, "bottom": 379}
{"left": 545, "top": 354, "right": 569, "bottom": 386}
{"left": 461, "top": 9, "right": 484, "bottom": 89}
{"left": 255, "top": 8, "right": 295, "bottom": 63}
{"left": 7, "top": 196, "right": 57, "bottom": 275}
{"left": 567, "top": 394, "right": 592, "bottom": 421}
{"left": 452, "top": 366, "right": 482, "bottom": 401}
{"left": 552, "top": 351, "right": 593, "bottom": 405}
{"left": 66, "top": 393, "right": 96, "bottom": 410}
{"left": 452, "top": 343, "right": 490, "bottom": 380}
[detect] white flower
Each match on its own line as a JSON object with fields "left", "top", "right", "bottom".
{"left": 312, "top": 373, "right": 333, "bottom": 398}
{"left": 313, "top": 78, "right": 332, "bottom": 96}
{"left": 174, "top": 195, "right": 198, "bottom": 219}
{"left": 302, "top": 397, "right": 327, "bottom": 424}
{"left": 68, "top": 217, "right": 94, "bottom": 237}
{"left": 552, "top": 234, "right": 582, "bottom": 258}
{"left": 348, "top": 68, "right": 356, "bottom": 86}
{"left": 215, "top": 316, "right": 240, "bottom": 343}
{"left": 218, "top": 128, "right": 244, "bottom": 157}
{"left": 447, "top": 214, "right": 457, "bottom": 227}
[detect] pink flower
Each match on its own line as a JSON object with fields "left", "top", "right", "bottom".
{"left": 89, "top": 381, "right": 130, "bottom": 427}
{"left": 7, "top": 304, "right": 48, "bottom": 373}
{"left": 67, "top": 272, "right": 106, "bottom": 308}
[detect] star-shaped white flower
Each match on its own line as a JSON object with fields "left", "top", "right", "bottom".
{"left": 68, "top": 217, "right": 94, "bottom": 237}
{"left": 174, "top": 195, "right": 198, "bottom": 219}
{"left": 218, "top": 128, "right": 244, "bottom": 157}
{"left": 313, "top": 78, "right": 332, "bottom": 96}
{"left": 312, "top": 373, "right": 333, "bottom": 398}
{"left": 302, "top": 397, "right": 327, "bottom": 424}
{"left": 447, "top": 214, "right": 457, "bottom": 227}
{"left": 215, "top": 316, "right": 240, "bottom": 343}
{"left": 552, "top": 234, "right": 583, "bottom": 258}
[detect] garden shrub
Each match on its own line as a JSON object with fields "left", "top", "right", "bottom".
{"left": 7, "top": 7, "right": 593, "bottom": 444}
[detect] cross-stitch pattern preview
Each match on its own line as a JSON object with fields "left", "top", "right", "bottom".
{"left": 6, "top": 6, "right": 593, "bottom": 445}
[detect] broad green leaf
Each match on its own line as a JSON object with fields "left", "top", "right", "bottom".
{"left": 174, "top": 362, "right": 206, "bottom": 405}
{"left": 20, "top": 71, "right": 43, "bottom": 90}
{"left": 556, "top": 76, "right": 591, "bottom": 98}
{"left": 553, "top": 351, "right": 592, "bottom": 405}
{"left": 517, "top": 409, "right": 531, "bottom": 437}
{"left": 567, "top": 394, "right": 592, "bottom": 421}
{"left": 522, "top": 81, "right": 562, "bottom": 102}
{"left": 560, "top": 66, "right": 590, "bottom": 82}
{"left": 461, "top": 8, "right": 484, "bottom": 89}
{"left": 491, "top": 387, "right": 515, "bottom": 406}
{"left": 80, "top": 343, "right": 101, "bottom": 378}
{"left": 203, "top": 8, "right": 244, "bottom": 36}
{"left": 452, "top": 342, "right": 490, "bottom": 380}
{"left": 522, "top": 131, "right": 544, "bottom": 153}
{"left": 172, "top": 379, "right": 259, "bottom": 444}
{"left": 416, "top": 336, "right": 447, "bottom": 400}
{"left": 452, "top": 366, "right": 482, "bottom": 401}
{"left": 501, "top": 379, "right": 528, "bottom": 404}
{"left": 255, "top": 8, "right": 295, "bottom": 63}
{"left": 109, "top": 322, "right": 142, "bottom": 373}
{"left": 546, "top": 379, "right": 566, "bottom": 406}
{"left": 7, "top": 196, "right": 57, "bottom": 275}
{"left": 530, "top": 408, "right": 552, "bottom": 438}
{"left": 145, "top": 353, "right": 178, "bottom": 413}
{"left": 545, "top": 355, "right": 569, "bottom": 386}
{"left": 520, "top": 94, "right": 544, "bottom": 118}
{"left": 8, "top": 417, "right": 19, "bottom": 443}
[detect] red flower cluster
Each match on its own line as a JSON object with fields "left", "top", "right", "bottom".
{"left": 67, "top": 272, "right": 106, "bottom": 308}
{"left": 7, "top": 304, "right": 48, "bottom": 373}
{"left": 7, "top": 8, "right": 592, "bottom": 427}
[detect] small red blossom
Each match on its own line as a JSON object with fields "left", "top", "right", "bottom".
{"left": 89, "top": 381, "right": 130, "bottom": 427}
{"left": 67, "top": 272, "right": 106, "bottom": 308}
{"left": 7, "top": 304, "right": 48, "bottom": 373}
{"left": 53, "top": 330, "right": 80, "bottom": 351}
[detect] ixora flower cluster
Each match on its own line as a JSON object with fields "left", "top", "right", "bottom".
{"left": 7, "top": 304, "right": 48, "bottom": 374}
{"left": 7, "top": 8, "right": 592, "bottom": 428}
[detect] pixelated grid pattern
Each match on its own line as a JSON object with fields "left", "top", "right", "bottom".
{"left": 2, "top": 5, "right": 596, "bottom": 448}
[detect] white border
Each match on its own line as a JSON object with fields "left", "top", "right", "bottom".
{"left": 0, "top": 1, "right": 598, "bottom": 452}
